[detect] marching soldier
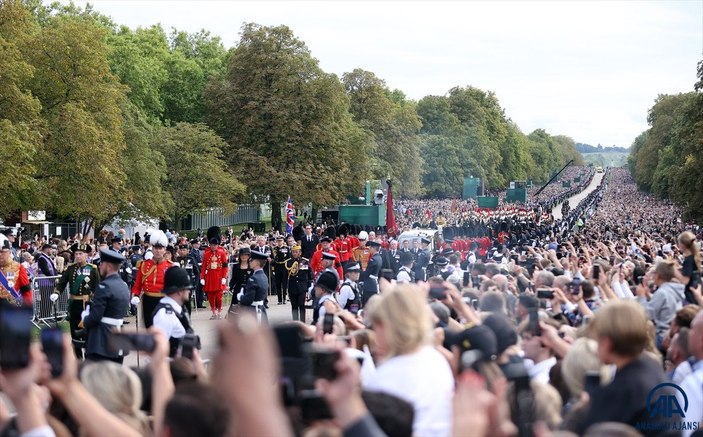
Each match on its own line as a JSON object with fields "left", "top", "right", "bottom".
{"left": 131, "top": 230, "right": 171, "bottom": 328}
{"left": 387, "top": 240, "right": 402, "bottom": 276}
{"left": 310, "top": 237, "right": 343, "bottom": 278}
{"left": 201, "top": 226, "right": 229, "bottom": 320}
{"left": 176, "top": 242, "right": 200, "bottom": 315}
{"left": 352, "top": 231, "right": 371, "bottom": 271}
{"left": 54, "top": 243, "right": 100, "bottom": 358}
{"left": 237, "top": 250, "right": 269, "bottom": 324}
{"left": 272, "top": 236, "right": 290, "bottom": 304}
{"left": 413, "top": 238, "right": 432, "bottom": 282}
{"left": 110, "top": 237, "right": 133, "bottom": 288}
{"left": 285, "top": 245, "right": 311, "bottom": 321}
{"left": 82, "top": 249, "right": 130, "bottom": 363}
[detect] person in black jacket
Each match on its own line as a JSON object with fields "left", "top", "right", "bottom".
{"left": 82, "top": 249, "right": 130, "bottom": 363}
{"left": 237, "top": 250, "right": 268, "bottom": 324}
{"left": 300, "top": 224, "right": 319, "bottom": 260}
{"left": 36, "top": 244, "right": 58, "bottom": 276}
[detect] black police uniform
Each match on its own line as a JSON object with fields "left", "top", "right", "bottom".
{"left": 285, "top": 256, "right": 311, "bottom": 321}
{"left": 176, "top": 254, "right": 200, "bottom": 312}
{"left": 83, "top": 252, "right": 130, "bottom": 363}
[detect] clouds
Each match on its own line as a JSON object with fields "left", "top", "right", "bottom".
{"left": 72, "top": 0, "right": 701, "bottom": 148}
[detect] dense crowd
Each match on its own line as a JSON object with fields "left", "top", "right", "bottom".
{"left": 1, "top": 166, "right": 703, "bottom": 437}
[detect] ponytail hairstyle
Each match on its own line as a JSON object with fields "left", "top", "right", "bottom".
{"left": 678, "top": 231, "right": 700, "bottom": 269}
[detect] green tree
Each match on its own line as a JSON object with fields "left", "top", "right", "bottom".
{"left": 155, "top": 123, "right": 245, "bottom": 230}
{"left": 25, "top": 14, "right": 128, "bottom": 233}
{"left": 0, "top": 0, "right": 43, "bottom": 216}
{"left": 205, "top": 23, "right": 370, "bottom": 225}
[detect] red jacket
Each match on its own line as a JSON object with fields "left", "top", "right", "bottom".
{"left": 131, "top": 259, "right": 171, "bottom": 297}
{"left": 310, "top": 248, "right": 343, "bottom": 278}
{"left": 201, "top": 246, "right": 229, "bottom": 292}
{"left": 1, "top": 262, "right": 31, "bottom": 304}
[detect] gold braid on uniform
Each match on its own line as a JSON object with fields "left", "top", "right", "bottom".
{"left": 286, "top": 260, "right": 299, "bottom": 277}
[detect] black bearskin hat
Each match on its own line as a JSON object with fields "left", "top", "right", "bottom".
{"left": 207, "top": 226, "right": 221, "bottom": 245}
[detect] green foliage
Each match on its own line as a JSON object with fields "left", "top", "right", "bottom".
{"left": 154, "top": 123, "right": 245, "bottom": 230}
{"left": 206, "top": 23, "right": 370, "bottom": 208}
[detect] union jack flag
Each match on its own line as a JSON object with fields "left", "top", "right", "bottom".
{"left": 285, "top": 196, "right": 295, "bottom": 235}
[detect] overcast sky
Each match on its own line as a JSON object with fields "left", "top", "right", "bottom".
{"left": 67, "top": 0, "right": 702, "bottom": 148}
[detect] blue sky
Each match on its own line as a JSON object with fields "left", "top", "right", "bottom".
{"left": 67, "top": 1, "right": 702, "bottom": 148}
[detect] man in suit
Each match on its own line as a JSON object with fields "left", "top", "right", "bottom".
{"left": 36, "top": 243, "right": 58, "bottom": 276}
{"left": 300, "top": 224, "right": 319, "bottom": 260}
{"left": 386, "top": 240, "right": 402, "bottom": 276}
{"left": 82, "top": 249, "right": 130, "bottom": 363}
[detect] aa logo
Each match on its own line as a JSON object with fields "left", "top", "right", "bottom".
{"left": 646, "top": 383, "right": 688, "bottom": 419}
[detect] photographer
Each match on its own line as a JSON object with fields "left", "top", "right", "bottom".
{"left": 152, "top": 266, "right": 196, "bottom": 358}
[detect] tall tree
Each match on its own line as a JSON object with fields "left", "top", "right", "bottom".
{"left": 155, "top": 123, "right": 245, "bottom": 230}
{"left": 205, "top": 23, "right": 370, "bottom": 225}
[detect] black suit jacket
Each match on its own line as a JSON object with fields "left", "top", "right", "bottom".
{"left": 300, "top": 234, "right": 319, "bottom": 259}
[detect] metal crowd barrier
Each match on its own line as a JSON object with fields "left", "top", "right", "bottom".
{"left": 30, "top": 275, "right": 67, "bottom": 329}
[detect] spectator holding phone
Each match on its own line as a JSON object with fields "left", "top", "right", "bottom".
{"left": 635, "top": 261, "right": 684, "bottom": 349}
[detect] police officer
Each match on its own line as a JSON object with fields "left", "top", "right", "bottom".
{"left": 54, "top": 243, "right": 100, "bottom": 358}
{"left": 396, "top": 252, "right": 415, "bottom": 283}
{"left": 237, "top": 250, "right": 269, "bottom": 324}
{"left": 360, "top": 240, "right": 382, "bottom": 305}
{"left": 338, "top": 262, "right": 361, "bottom": 315}
{"left": 272, "top": 236, "right": 290, "bottom": 304}
{"left": 82, "top": 249, "right": 130, "bottom": 363}
{"left": 285, "top": 245, "right": 311, "bottom": 321}
{"left": 152, "top": 266, "right": 195, "bottom": 358}
{"left": 176, "top": 243, "right": 200, "bottom": 313}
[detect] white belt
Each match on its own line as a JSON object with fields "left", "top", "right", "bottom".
{"left": 252, "top": 301, "right": 265, "bottom": 306}
{"left": 100, "top": 317, "right": 124, "bottom": 327}
{"left": 368, "top": 275, "right": 378, "bottom": 280}
{"left": 252, "top": 301, "right": 264, "bottom": 323}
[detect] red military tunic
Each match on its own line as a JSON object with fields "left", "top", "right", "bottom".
{"left": 310, "top": 248, "right": 343, "bottom": 278}
{"left": 200, "top": 246, "right": 229, "bottom": 292}
{"left": 334, "top": 237, "right": 352, "bottom": 263}
{"left": 131, "top": 259, "right": 171, "bottom": 298}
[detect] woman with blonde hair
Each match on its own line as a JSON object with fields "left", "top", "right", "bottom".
{"left": 676, "top": 230, "right": 700, "bottom": 304}
{"left": 363, "top": 285, "right": 454, "bottom": 436}
{"left": 80, "top": 361, "right": 152, "bottom": 436}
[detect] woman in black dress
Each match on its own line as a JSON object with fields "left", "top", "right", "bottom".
{"left": 229, "top": 247, "right": 252, "bottom": 307}
{"left": 676, "top": 231, "right": 700, "bottom": 304}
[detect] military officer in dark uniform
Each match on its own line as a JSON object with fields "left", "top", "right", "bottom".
{"left": 272, "top": 236, "right": 290, "bottom": 304}
{"left": 110, "top": 237, "right": 133, "bottom": 288}
{"left": 284, "top": 245, "right": 311, "bottom": 321}
{"left": 189, "top": 239, "right": 205, "bottom": 308}
{"left": 413, "top": 238, "right": 431, "bottom": 282}
{"left": 54, "top": 243, "right": 100, "bottom": 358}
{"left": 237, "top": 250, "right": 269, "bottom": 324}
{"left": 360, "top": 240, "right": 382, "bottom": 305}
{"left": 82, "top": 249, "right": 130, "bottom": 363}
{"left": 176, "top": 243, "right": 200, "bottom": 313}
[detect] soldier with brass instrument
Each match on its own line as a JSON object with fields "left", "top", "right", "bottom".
{"left": 285, "top": 245, "right": 311, "bottom": 321}
{"left": 53, "top": 243, "right": 100, "bottom": 358}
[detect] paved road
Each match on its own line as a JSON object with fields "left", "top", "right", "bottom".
{"left": 551, "top": 171, "right": 604, "bottom": 220}
{"left": 122, "top": 298, "right": 295, "bottom": 367}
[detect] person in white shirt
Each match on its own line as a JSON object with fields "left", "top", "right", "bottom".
{"left": 396, "top": 252, "right": 414, "bottom": 283}
{"left": 520, "top": 319, "right": 557, "bottom": 384}
{"left": 152, "top": 266, "right": 194, "bottom": 358}
{"left": 337, "top": 263, "right": 361, "bottom": 314}
{"left": 363, "top": 286, "right": 454, "bottom": 437}
{"left": 676, "top": 310, "right": 703, "bottom": 437}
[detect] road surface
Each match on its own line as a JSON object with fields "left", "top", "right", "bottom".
{"left": 551, "top": 171, "right": 604, "bottom": 220}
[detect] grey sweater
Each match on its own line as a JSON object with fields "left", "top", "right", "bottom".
{"left": 637, "top": 281, "right": 685, "bottom": 339}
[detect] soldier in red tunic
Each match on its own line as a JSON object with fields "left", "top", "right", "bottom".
{"left": 310, "top": 236, "right": 343, "bottom": 278}
{"left": 131, "top": 230, "right": 171, "bottom": 328}
{"left": 200, "top": 226, "right": 229, "bottom": 320}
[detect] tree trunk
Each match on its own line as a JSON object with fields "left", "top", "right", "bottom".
{"left": 270, "top": 201, "right": 282, "bottom": 232}
{"left": 310, "top": 206, "right": 318, "bottom": 225}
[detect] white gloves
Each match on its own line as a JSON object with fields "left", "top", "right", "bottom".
{"left": 221, "top": 278, "right": 227, "bottom": 286}
{"left": 200, "top": 279, "right": 205, "bottom": 286}
{"left": 237, "top": 291, "right": 243, "bottom": 301}
{"left": 81, "top": 304, "right": 91, "bottom": 321}
{"left": 131, "top": 296, "right": 140, "bottom": 306}
{"left": 50, "top": 293, "right": 59, "bottom": 303}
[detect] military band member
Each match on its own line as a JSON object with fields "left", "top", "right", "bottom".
{"left": 352, "top": 231, "right": 371, "bottom": 271}
{"left": 82, "top": 249, "right": 130, "bottom": 363}
{"left": 360, "top": 240, "right": 382, "bottom": 305}
{"left": 273, "top": 236, "right": 290, "bottom": 304}
{"left": 152, "top": 267, "right": 195, "bottom": 358}
{"left": 201, "top": 226, "right": 229, "bottom": 320}
{"left": 237, "top": 250, "right": 269, "bottom": 324}
{"left": 131, "top": 230, "right": 171, "bottom": 328}
{"left": 54, "top": 243, "right": 100, "bottom": 358}
{"left": 285, "top": 245, "right": 311, "bottom": 321}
